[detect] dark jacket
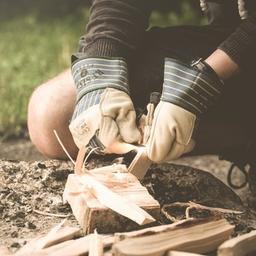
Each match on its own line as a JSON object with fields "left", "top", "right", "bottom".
{"left": 79, "top": 0, "right": 256, "bottom": 71}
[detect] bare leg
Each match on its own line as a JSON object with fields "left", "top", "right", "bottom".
{"left": 27, "top": 69, "right": 78, "bottom": 159}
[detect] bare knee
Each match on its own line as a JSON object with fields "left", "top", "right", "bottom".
{"left": 27, "top": 69, "right": 78, "bottom": 159}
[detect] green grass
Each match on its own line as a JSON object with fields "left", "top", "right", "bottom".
{"left": 0, "top": 2, "right": 203, "bottom": 138}
{"left": 0, "top": 9, "right": 89, "bottom": 138}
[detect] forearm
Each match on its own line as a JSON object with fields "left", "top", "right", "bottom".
{"left": 79, "top": 0, "right": 153, "bottom": 58}
{"left": 205, "top": 49, "right": 239, "bottom": 80}
{"left": 205, "top": 15, "right": 256, "bottom": 80}
{"left": 217, "top": 16, "right": 256, "bottom": 72}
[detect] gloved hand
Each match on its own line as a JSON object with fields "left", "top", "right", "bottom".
{"left": 147, "top": 58, "right": 224, "bottom": 162}
{"left": 69, "top": 57, "right": 141, "bottom": 154}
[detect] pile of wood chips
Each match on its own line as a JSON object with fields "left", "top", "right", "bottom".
{"left": 3, "top": 147, "right": 256, "bottom": 256}
{"left": 3, "top": 217, "right": 256, "bottom": 256}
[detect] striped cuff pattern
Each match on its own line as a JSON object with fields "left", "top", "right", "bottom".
{"left": 71, "top": 89, "right": 104, "bottom": 121}
{"left": 162, "top": 58, "right": 224, "bottom": 115}
{"left": 72, "top": 57, "right": 129, "bottom": 104}
{"left": 71, "top": 57, "right": 129, "bottom": 121}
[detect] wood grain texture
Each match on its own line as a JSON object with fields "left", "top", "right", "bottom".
{"left": 113, "top": 219, "right": 234, "bottom": 256}
{"left": 128, "top": 148, "right": 152, "bottom": 180}
{"left": 218, "top": 230, "right": 256, "bottom": 256}
{"left": 63, "top": 165, "right": 160, "bottom": 233}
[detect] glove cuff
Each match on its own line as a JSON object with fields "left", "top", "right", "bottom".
{"left": 162, "top": 58, "right": 224, "bottom": 115}
{"left": 72, "top": 57, "right": 130, "bottom": 104}
{"left": 71, "top": 89, "right": 104, "bottom": 122}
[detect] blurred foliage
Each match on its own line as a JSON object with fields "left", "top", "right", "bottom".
{"left": 0, "top": 0, "right": 204, "bottom": 138}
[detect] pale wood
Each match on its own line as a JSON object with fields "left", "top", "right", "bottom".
{"left": 114, "top": 218, "right": 194, "bottom": 241}
{"left": 63, "top": 167, "right": 160, "bottom": 233}
{"left": 47, "top": 235, "right": 114, "bottom": 256}
{"left": 113, "top": 219, "right": 234, "bottom": 256}
{"left": 89, "top": 231, "right": 104, "bottom": 256}
{"left": 75, "top": 146, "right": 87, "bottom": 175}
{"left": 218, "top": 230, "right": 256, "bottom": 256}
{"left": 38, "top": 240, "right": 74, "bottom": 255}
{"left": 128, "top": 148, "right": 152, "bottom": 180}
{"left": 168, "top": 251, "right": 204, "bottom": 256}
{"left": 16, "top": 225, "right": 80, "bottom": 255}
{"left": 142, "top": 103, "right": 155, "bottom": 144}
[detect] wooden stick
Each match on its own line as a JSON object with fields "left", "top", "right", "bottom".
{"left": 114, "top": 218, "right": 195, "bottom": 242}
{"left": 168, "top": 252, "right": 204, "bottom": 256}
{"left": 33, "top": 209, "right": 70, "bottom": 218}
{"left": 113, "top": 219, "right": 234, "bottom": 256}
{"left": 16, "top": 223, "right": 80, "bottom": 255}
{"left": 89, "top": 230, "right": 104, "bottom": 256}
{"left": 80, "top": 173, "right": 156, "bottom": 225}
{"left": 128, "top": 148, "right": 152, "bottom": 180}
{"left": 47, "top": 235, "right": 114, "bottom": 256}
{"left": 53, "top": 130, "right": 75, "bottom": 165}
{"left": 218, "top": 230, "right": 256, "bottom": 256}
{"left": 75, "top": 146, "right": 87, "bottom": 175}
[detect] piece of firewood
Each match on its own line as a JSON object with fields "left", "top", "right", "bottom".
{"left": 63, "top": 168, "right": 160, "bottom": 233}
{"left": 38, "top": 240, "right": 74, "bottom": 255}
{"left": 75, "top": 146, "right": 87, "bottom": 175}
{"left": 89, "top": 231, "right": 104, "bottom": 256}
{"left": 218, "top": 230, "right": 256, "bottom": 256}
{"left": 16, "top": 224, "right": 81, "bottom": 256}
{"left": 113, "top": 218, "right": 234, "bottom": 256}
{"left": 46, "top": 235, "right": 114, "bottom": 256}
{"left": 168, "top": 251, "right": 204, "bottom": 256}
{"left": 128, "top": 148, "right": 152, "bottom": 180}
{"left": 114, "top": 218, "right": 193, "bottom": 241}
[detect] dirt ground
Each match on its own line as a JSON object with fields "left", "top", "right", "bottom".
{"left": 0, "top": 139, "right": 255, "bottom": 253}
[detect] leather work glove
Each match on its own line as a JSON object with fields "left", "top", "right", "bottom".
{"left": 69, "top": 57, "right": 141, "bottom": 154}
{"left": 147, "top": 58, "right": 224, "bottom": 163}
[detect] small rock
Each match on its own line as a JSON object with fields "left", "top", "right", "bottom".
{"left": 25, "top": 221, "right": 36, "bottom": 229}
{"left": 15, "top": 218, "right": 25, "bottom": 227}
{"left": 11, "top": 230, "right": 18, "bottom": 238}
{"left": 10, "top": 242, "right": 21, "bottom": 249}
{"left": 37, "top": 162, "right": 47, "bottom": 169}
{"left": 15, "top": 211, "right": 26, "bottom": 219}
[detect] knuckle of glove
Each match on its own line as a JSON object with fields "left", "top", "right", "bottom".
{"left": 70, "top": 57, "right": 132, "bottom": 150}
{"left": 147, "top": 102, "right": 196, "bottom": 163}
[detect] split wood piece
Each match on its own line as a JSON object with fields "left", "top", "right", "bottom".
{"left": 168, "top": 251, "right": 204, "bottom": 256}
{"left": 128, "top": 147, "right": 152, "bottom": 179}
{"left": 113, "top": 218, "right": 234, "bottom": 256}
{"left": 37, "top": 240, "right": 74, "bottom": 255}
{"left": 114, "top": 218, "right": 194, "bottom": 241}
{"left": 46, "top": 235, "right": 114, "bottom": 256}
{"left": 16, "top": 225, "right": 81, "bottom": 256}
{"left": 218, "top": 230, "right": 256, "bottom": 256}
{"left": 89, "top": 231, "right": 104, "bottom": 256}
{"left": 63, "top": 171, "right": 160, "bottom": 233}
{"left": 75, "top": 146, "right": 87, "bottom": 175}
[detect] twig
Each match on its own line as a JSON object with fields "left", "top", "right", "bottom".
{"left": 33, "top": 209, "right": 71, "bottom": 218}
{"left": 187, "top": 201, "right": 243, "bottom": 214}
{"left": 53, "top": 130, "right": 75, "bottom": 165}
{"left": 82, "top": 147, "right": 101, "bottom": 172}
{"left": 162, "top": 202, "right": 242, "bottom": 221}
